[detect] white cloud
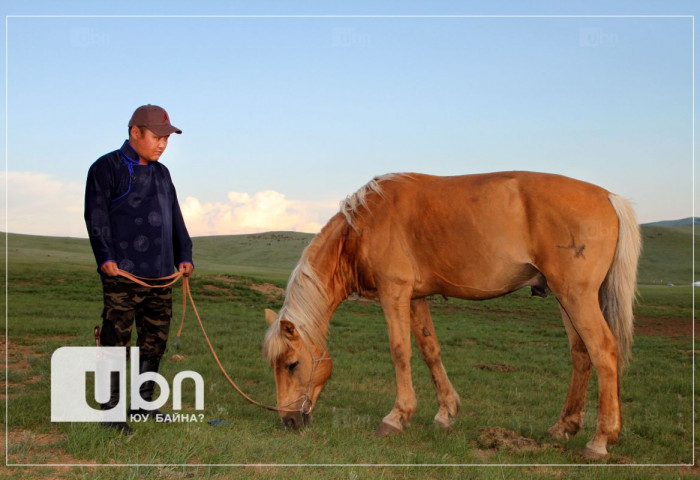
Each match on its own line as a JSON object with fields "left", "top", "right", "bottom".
{"left": 1, "top": 171, "right": 85, "bottom": 237}
{"left": 181, "top": 190, "right": 336, "bottom": 236}
{"left": 1, "top": 170, "right": 337, "bottom": 237}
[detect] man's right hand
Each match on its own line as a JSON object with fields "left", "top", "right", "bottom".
{"left": 101, "top": 261, "right": 120, "bottom": 277}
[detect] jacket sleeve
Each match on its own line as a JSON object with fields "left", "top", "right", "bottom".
{"left": 84, "top": 160, "right": 116, "bottom": 268}
{"left": 171, "top": 184, "right": 193, "bottom": 268}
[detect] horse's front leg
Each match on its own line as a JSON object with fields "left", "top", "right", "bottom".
{"left": 376, "top": 288, "right": 416, "bottom": 436}
{"left": 410, "top": 298, "right": 460, "bottom": 429}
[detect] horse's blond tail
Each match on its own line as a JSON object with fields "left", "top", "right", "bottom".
{"left": 601, "top": 194, "right": 642, "bottom": 372}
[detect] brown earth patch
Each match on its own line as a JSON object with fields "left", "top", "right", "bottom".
{"left": 250, "top": 282, "right": 285, "bottom": 298}
{"left": 201, "top": 284, "right": 228, "bottom": 295}
{"left": 477, "top": 427, "right": 553, "bottom": 454}
{"left": 0, "top": 335, "right": 94, "bottom": 472}
{"left": 1, "top": 335, "right": 72, "bottom": 399}
{"left": 3, "top": 339, "right": 45, "bottom": 373}
{"left": 635, "top": 316, "right": 692, "bottom": 341}
{"left": 8, "top": 429, "right": 65, "bottom": 448}
{"left": 207, "top": 276, "right": 285, "bottom": 300}
{"left": 2, "top": 335, "right": 98, "bottom": 472}
{"left": 3, "top": 429, "right": 98, "bottom": 473}
{"left": 210, "top": 275, "right": 238, "bottom": 285}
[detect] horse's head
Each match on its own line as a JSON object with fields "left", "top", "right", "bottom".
{"left": 263, "top": 308, "right": 333, "bottom": 429}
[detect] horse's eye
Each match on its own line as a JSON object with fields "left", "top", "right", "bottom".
{"left": 288, "top": 361, "right": 299, "bottom": 373}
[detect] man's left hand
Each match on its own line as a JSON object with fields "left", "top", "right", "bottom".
{"left": 179, "top": 262, "right": 194, "bottom": 277}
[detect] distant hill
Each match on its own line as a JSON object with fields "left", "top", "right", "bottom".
{"left": 637, "top": 225, "right": 695, "bottom": 285}
{"left": 192, "top": 232, "right": 313, "bottom": 281}
{"left": 642, "top": 217, "right": 698, "bottom": 227}
{"left": 4, "top": 224, "right": 696, "bottom": 285}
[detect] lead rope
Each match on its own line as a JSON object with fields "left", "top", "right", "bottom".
{"left": 115, "top": 269, "right": 312, "bottom": 414}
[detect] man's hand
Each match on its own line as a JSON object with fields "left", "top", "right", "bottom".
{"left": 100, "top": 261, "right": 120, "bottom": 277}
{"left": 179, "top": 262, "right": 194, "bottom": 277}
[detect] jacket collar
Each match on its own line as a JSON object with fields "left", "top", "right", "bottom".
{"left": 119, "top": 140, "right": 140, "bottom": 165}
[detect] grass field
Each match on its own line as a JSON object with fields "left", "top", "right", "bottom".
{"left": 2, "top": 227, "right": 697, "bottom": 479}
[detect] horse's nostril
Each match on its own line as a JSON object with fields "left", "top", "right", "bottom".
{"left": 283, "top": 416, "right": 299, "bottom": 429}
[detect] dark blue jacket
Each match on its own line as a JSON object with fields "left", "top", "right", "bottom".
{"left": 84, "top": 141, "right": 193, "bottom": 277}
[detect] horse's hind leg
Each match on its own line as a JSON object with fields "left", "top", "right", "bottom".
{"left": 555, "top": 293, "right": 621, "bottom": 460}
{"left": 410, "top": 298, "right": 460, "bottom": 429}
{"left": 549, "top": 304, "right": 592, "bottom": 440}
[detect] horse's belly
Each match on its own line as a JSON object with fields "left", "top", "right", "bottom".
{"left": 417, "top": 263, "right": 544, "bottom": 301}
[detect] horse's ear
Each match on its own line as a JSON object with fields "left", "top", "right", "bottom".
{"left": 265, "top": 309, "right": 278, "bottom": 325}
{"left": 279, "top": 320, "right": 298, "bottom": 340}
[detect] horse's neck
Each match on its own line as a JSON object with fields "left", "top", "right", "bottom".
{"left": 281, "top": 218, "right": 354, "bottom": 350}
{"left": 305, "top": 215, "right": 356, "bottom": 323}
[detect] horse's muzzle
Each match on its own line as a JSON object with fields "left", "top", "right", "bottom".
{"left": 281, "top": 412, "right": 313, "bottom": 429}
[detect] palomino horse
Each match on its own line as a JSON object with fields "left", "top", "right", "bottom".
{"left": 263, "top": 171, "right": 641, "bottom": 459}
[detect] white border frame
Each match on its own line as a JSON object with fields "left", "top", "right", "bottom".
{"left": 4, "top": 13, "right": 696, "bottom": 470}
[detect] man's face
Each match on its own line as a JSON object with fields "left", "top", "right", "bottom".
{"left": 129, "top": 127, "right": 169, "bottom": 164}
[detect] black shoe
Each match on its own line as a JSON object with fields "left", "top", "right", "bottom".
{"left": 101, "top": 421, "right": 134, "bottom": 435}
{"left": 100, "top": 371, "right": 133, "bottom": 434}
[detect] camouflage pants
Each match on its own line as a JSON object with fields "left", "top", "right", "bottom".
{"left": 100, "top": 276, "right": 172, "bottom": 361}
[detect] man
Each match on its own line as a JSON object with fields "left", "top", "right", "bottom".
{"left": 84, "top": 104, "right": 194, "bottom": 434}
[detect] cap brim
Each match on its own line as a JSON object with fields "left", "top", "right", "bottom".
{"left": 147, "top": 125, "right": 182, "bottom": 136}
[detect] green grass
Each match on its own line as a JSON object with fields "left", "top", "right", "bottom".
{"left": 2, "top": 229, "right": 697, "bottom": 479}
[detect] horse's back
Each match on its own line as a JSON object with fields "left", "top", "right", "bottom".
{"left": 363, "top": 171, "right": 615, "bottom": 241}
{"left": 378, "top": 171, "right": 611, "bottom": 207}
{"left": 350, "top": 172, "right": 619, "bottom": 299}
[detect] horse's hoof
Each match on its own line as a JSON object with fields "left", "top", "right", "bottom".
{"left": 582, "top": 445, "right": 609, "bottom": 461}
{"left": 548, "top": 423, "right": 569, "bottom": 441}
{"left": 434, "top": 414, "right": 454, "bottom": 430}
{"left": 375, "top": 421, "right": 402, "bottom": 437}
{"left": 434, "top": 420, "right": 453, "bottom": 430}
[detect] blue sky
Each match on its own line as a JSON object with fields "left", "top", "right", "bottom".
{"left": 2, "top": 1, "right": 697, "bottom": 237}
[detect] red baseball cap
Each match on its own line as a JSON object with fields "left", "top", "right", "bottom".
{"left": 128, "top": 104, "right": 182, "bottom": 136}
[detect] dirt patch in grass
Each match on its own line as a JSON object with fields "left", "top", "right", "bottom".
{"left": 2, "top": 337, "right": 45, "bottom": 372}
{"left": 1, "top": 335, "right": 72, "bottom": 400}
{"left": 477, "top": 427, "right": 554, "bottom": 454}
{"left": 205, "top": 276, "right": 285, "bottom": 300}
{"left": 2, "top": 335, "right": 99, "bottom": 473}
{"left": 249, "top": 282, "right": 285, "bottom": 298}
{"left": 201, "top": 284, "right": 229, "bottom": 295}
{"left": 635, "top": 316, "right": 691, "bottom": 341}
{"left": 3, "top": 429, "right": 98, "bottom": 474}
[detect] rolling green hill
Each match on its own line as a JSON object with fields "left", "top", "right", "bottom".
{"left": 191, "top": 232, "right": 313, "bottom": 281}
{"left": 642, "top": 217, "right": 698, "bottom": 227}
{"left": 4, "top": 224, "right": 695, "bottom": 285}
{"left": 637, "top": 226, "right": 695, "bottom": 285}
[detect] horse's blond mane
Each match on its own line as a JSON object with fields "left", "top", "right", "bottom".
{"left": 262, "top": 236, "right": 332, "bottom": 363}
{"left": 339, "top": 173, "right": 405, "bottom": 229}
{"left": 263, "top": 173, "right": 408, "bottom": 363}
